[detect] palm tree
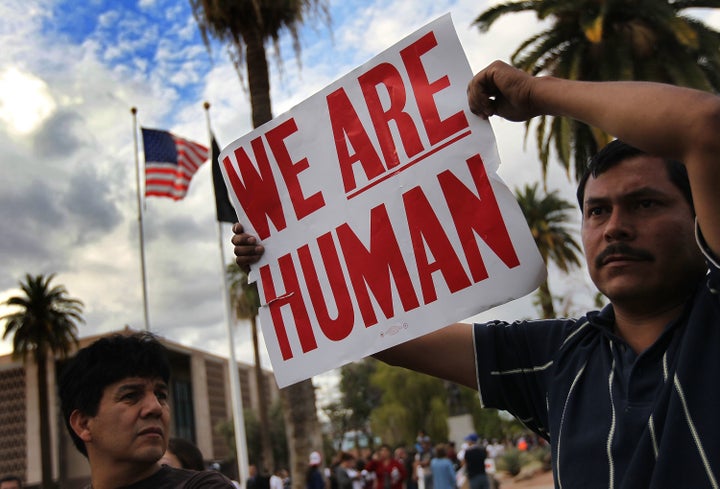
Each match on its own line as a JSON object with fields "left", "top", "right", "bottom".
{"left": 1, "top": 274, "right": 84, "bottom": 489}
{"left": 191, "top": 2, "right": 328, "bottom": 484}
{"left": 227, "top": 263, "right": 274, "bottom": 473}
{"left": 474, "top": 0, "right": 720, "bottom": 181}
{"left": 190, "top": 0, "right": 330, "bottom": 128}
{"left": 515, "top": 184, "right": 582, "bottom": 318}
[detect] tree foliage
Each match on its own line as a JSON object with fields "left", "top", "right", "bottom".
{"left": 2, "top": 273, "right": 83, "bottom": 362}
{"left": 339, "top": 358, "right": 383, "bottom": 430}
{"left": 330, "top": 359, "right": 522, "bottom": 447}
{"left": 474, "top": 0, "right": 720, "bottom": 181}
{"left": 243, "top": 399, "right": 289, "bottom": 469}
{"left": 369, "top": 364, "right": 449, "bottom": 446}
{"left": 458, "top": 387, "right": 525, "bottom": 441}
{"left": 514, "top": 183, "right": 582, "bottom": 318}
{"left": 1, "top": 273, "right": 84, "bottom": 489}
{"left": 190, "top": 0, "right": 330, "bottom": 127}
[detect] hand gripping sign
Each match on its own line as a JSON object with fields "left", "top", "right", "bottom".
{"left": 220, "top": 14, "right": 546, "bottom": 387}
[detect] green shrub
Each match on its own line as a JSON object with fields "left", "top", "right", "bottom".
{"left": 496, "top": 445, "right": 552, "bottom": 476}
{"left": 496, "top": 448, "right": 522, "bottom": 476}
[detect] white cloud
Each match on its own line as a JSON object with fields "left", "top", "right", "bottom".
{"left": 98, "top": 9, "right": 120, "bottom": 28}
{"left": 138, "top": 0, "right": 158, "bottom": 9}
{"left": 0, "top": 68, "right": 56, "bottom": 134}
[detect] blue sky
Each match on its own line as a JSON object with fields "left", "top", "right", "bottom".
{"left": 2, "top": 0, "right": 719, "bottom": 398}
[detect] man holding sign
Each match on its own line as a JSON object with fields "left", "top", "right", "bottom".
{"left": 234, "top": 60, "right": 720, "bottom": 487}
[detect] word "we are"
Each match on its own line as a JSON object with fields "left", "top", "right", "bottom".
{"left": 222, "top": 30, "right": 467, "bottom": 240}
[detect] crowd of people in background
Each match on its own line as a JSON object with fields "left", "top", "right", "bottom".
{"left": 318, "top": 431, "right": 541, "bottom": 489}
{"left": 0, "top": 430, "right": 540, "bottom": 489}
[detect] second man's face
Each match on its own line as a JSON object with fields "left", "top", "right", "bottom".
{"left": 83, "top": 376, "right": 170, "bottom": 466}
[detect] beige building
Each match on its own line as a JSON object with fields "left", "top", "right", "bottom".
{"left": 0, "top": 327, "right": 278, "bottom": 488}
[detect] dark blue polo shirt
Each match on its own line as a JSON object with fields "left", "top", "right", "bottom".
{"left": 474, "top": 236, "right": 720, "bottom": 488}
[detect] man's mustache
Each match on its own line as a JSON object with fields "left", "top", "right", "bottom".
{"left": 595, "top": 243, "right": 654, "bottom": 268}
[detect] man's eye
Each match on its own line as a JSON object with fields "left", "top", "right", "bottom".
{"left": 638, "top": 199, "right": 655, "bottom": 208}
{"left": 587, "top": 207, "right": 604, "bottom": 216}
{"left": 156, "top": 391, "right": 169, "bottom": 402}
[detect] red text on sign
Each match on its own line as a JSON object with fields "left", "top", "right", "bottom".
{"left": 327, "top": 31, "right": 469, "bottom": 194}
{"left": 223, "top": 118, "right": 325, "bottom": 240}
{"left": 260, "top": 153, "right": 520, "bottom": 360}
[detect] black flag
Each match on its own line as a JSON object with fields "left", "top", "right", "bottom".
{"left": 211, "top": 135, "right": 238, "bottom": 223}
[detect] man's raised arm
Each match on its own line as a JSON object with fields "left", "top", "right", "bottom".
{"left": 468, "top": 60, "right": 720, "bottom": 255}
{"left": 372, "top": 323, "right": 477, "bottom": 389}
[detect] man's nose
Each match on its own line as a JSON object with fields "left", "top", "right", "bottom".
{"left": 140, "top": 392, "right": 164, "bottom": 416}
{"left": 603, "top": 208, "right": 635, "bottom": 242}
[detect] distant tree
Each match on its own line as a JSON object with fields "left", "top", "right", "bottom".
{"left": 369, "top": 364, "right": 449, "bottom": 445}
{"left": 458, "top": 386, "right": 521, "bottom": 441}
{"left": 339, "top": 359, "right": 382, "bottom": 434}
{"left": 268, "top": 400, "right": 290, "bottom": 470}
{"left": 322, "top": 400, "right": 351, "bottom": 452}
{"left": 474, "top": 0, "right": 720, "bottom": 180}
{"left": 243, "top": 398, "right": 289, "bottom": 469}
{"left": 365, "top": 362, "right": 511, "bottom": 446}
{"left": 190, "top": 0, "right": 330, "bottom": 127}
{"left": 368, "top": 368, "right": 519, "bottom": 446}
{"left": 322, "top": 359, "right": 383, "bottom": 452}
{"left": 1, "top": 273, "right": 84, "bottom": 489}
{"left": 370, "top": 402, "right": 409, "bottom": 447}
{"left": 515, "top": 183, "right": 582, "bottom": 318}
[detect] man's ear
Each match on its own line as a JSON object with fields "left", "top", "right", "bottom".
{"left": 69, "top": 409, "right": 93, "bottom": 443}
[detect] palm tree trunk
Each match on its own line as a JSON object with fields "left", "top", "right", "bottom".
{"left": 251, "top": 316, "right": 275, "bottom": 473}
{"left": 36, "top": 351, "right": 54, "bottom": 489}
{"left": 281, "top": 379, "right": 323, "bottom": 489}
{"left": 245, "top": 28, "right": 273, "bottom": 129}
{"left": 538, "top": 279, "right": 555, "bottom": 319}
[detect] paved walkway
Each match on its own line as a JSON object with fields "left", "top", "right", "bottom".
{"left": 494, "top": 470, "right": 554, "bottom": 489}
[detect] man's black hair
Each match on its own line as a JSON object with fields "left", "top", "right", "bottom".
{"left": 58, "top": 332, "right": 171, "bottom": 457}
{"left": 576, "top": 139, "right": 693, "bottom": 213}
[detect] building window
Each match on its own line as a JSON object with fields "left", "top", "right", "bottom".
{"left": 172, "top": 379, "right": 195, "bottom": 443}
{"left": 0, "top": 367, "right": 26, "bottom": 479}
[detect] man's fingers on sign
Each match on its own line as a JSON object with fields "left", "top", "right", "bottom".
{"left": 467, "top": 61, "right": 537, "bottom": 123}
{"left": 467, "top": 70, "right": 497, "bottom": 119}
{"left": 231, "top": 222, "right": 264, "bottom": 271}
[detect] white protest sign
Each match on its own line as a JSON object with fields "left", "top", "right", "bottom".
{"left": 220, "top": 14, "right": 546, "bottom": 387}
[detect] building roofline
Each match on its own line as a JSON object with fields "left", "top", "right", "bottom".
{"left": 0, "top": 326, "right": 270, "bottom": 374}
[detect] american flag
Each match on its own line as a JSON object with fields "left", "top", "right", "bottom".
{"left": 141, "top": 128, "right": 209, "bottom": 200}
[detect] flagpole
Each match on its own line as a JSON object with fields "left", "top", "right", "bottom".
{"left": 131, "top": 107, "right": 151, "bottom": 331}
{"left": 204, "top": 102, "right": 250, "bottom": 488}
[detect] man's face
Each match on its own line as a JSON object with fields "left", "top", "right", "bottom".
{"left": 81, "top": 376, "right": 170, "bottom": 467}
{"left": 581, "top": 156, "right": 705, "bottom": 308}
{"left": 0, "top": 481, "right": 20, "bottom": 489}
